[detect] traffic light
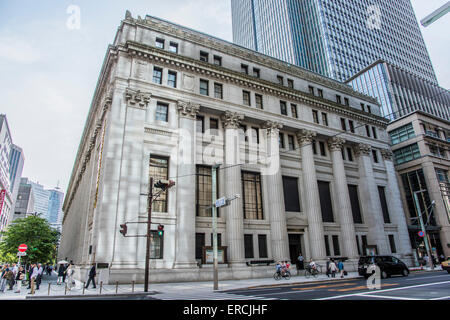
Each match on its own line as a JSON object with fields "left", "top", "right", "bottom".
{"left": 157, "top": 224, "right": 164, "bottom": 237}
{"left": 120, "top": 224, "right": 128, "bottom": 237}
{"left": 154, "top": 180, "right": 176, "bottom": 191}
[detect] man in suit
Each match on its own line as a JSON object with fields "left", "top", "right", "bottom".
{"left": 85, "top": 263, "right": 97, "bottom": 289}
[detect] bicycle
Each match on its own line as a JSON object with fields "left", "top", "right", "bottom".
{"left": 304, "top": 267, "right": 319, "bottom": 278}
{"left": 273, "top": 270, "right": 291, "bottom": 280}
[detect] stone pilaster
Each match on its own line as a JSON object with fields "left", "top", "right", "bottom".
{"left": 328, "top": 137, "right": 359, "bottom": 260}
{"left": 262, "top": 121, "right": 289, "bottom": 262}
{"left": 355, "top": 144, "right": 390, "bottom": 255}
{"left": 221, "top": 111, "right": 246, "bottom": 266}
{"left": 174, "top": 101, "right": 200, "bottom": 268}
{"left": 296, "top": 130, "right": 327, "bottom": 261}
{"left": 381, "top": 149, "right": 414, "bottom": 263}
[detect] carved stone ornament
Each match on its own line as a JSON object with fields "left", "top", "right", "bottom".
{"left": 125, "top": 88, "right": 151, "bottom": 109}
{"left": 177, "top": 100, "right": 200, "bottom": 119}
{"left": 221, "top": 111, "right": 244, "bottom": 129}
{"left": 328, "top": 137, "right": 346, "bottom": 151}
{"left": 354, "top": 143, "right": 372, "bottom": 156}
{"left": 263, "top": 121, "right": 283, "bottom": 137}
{"left": 380, "top": 149, "right": 394, "bottom": 160}
{"left": 296, "top": 129, "right": 317, "bottom": 146}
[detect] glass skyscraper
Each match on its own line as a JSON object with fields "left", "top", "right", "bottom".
{"left": 231, "top": 0, "right": 438, "bottom": 84}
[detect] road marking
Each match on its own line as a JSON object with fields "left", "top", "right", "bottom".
{"left": 354, "top": 294, "right": 420, "bottom": 300}
{"left": 328, "top": 283, "right": 398, "bottom": 292}
{"left": 430, "top": 296, "right": 450, "bottom": 300}
{"left": 291, "top": 282, "right": 357, "bottom": 291}
{"left": 316, "top": 280, "right": 450, "bottom": 300}
{"left": 255, "top": 289, "right": 315, "bottom": 296}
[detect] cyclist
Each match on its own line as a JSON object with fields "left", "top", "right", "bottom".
{"left": 309, "top": 259, "right": 317, "bottom": 271}
{"left": 275, "top": 261, "right": 282, "bottom": 276}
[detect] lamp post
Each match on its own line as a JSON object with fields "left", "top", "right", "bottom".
{"left": 211, "top": 164, "right": 220, "bottom": 291}
{"left": 412, "top": 190, "right": 434, "bottom": 269}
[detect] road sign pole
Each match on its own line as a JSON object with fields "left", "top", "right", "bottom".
{"left": 144, "top": 176, "right": 154, "bottom": 293}
{"left": 212, "top": 164, "right": 220, "bottom": 291}
{"left": 413, "top": 191, "right": 434, "bottom": 269}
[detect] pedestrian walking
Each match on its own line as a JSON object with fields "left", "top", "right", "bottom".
{"left": 36, "top": 263, "right": 43, "bottom": 290}
{"left": 338, "top": 260, "right": 345, "bottom": 278}
{"left": 62, "top": 263, "right": 68, "bottom": 283}
{"left": 6, "top": 267, "right": 15, "bottom": 290}
{"left": 66, "top": 264, "right": 75, "bottom": 290}
{"left": 328, "top": 259, "right": 337, "bottom": 278}
{"left": 297, "top": 253, "right": 304, "bottom": 270}
{"left": 57, "top": 263, "right": 65, "bottom": 285}
{"left": 0, "top": 265, "right": 9, "bottom": 292}
{"left": 14, "top": 266, "right": 25, "bottom": 293}
{"left": 85, "top": 263, "right": 97, "bottom": 289}
{"left": 28, "top": 264, "right": 38, "bottom": 294}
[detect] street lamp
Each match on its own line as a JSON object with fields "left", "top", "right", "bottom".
{"left": 412, "top": 190, "right": 434, "bottom": 269}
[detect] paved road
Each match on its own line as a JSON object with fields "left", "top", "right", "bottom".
{"left": 222, "top": 271, "right": 450, "bottom": 300}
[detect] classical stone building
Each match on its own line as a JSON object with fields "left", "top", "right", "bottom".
{"left": 58, "top": 12, "right": 413, "bottom": 283}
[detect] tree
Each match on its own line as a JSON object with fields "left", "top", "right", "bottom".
{"left": 0, "top": 215, "right": 60, "bottom": 264}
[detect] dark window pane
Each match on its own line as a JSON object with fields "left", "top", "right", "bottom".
{"left": 244, "top": 234, "right": 254, "bottom": 258}
{"left": 156, "top": 103, "right": 168, "bottom": 122}
{"left": 200, "top": 79, "right": 209, "bottom": 95}
{"left": 168, "top": 71, "right": 177, "bottom": 88}
{"left": 255, "top": 94, "right": 263, "bottom": 109}
{"left": 196, "top": 166, "right": 218, "bottom": 217}
{"left": 283, "top": 176, "right": 300, "bottom": 212}
{"left": 153, "top": 67, "right": 162, "bottom": 84}
{"left": 389, "top": 235, "right": 397, "bottom": 253}
{"left": 378, "top": 186, "right": 390, "bottom": 223}
{"left": 324, "top": 235, "right": 331, "bottom": 256}
{"left": 258, "top": 235, "right": 268, "bottom": 258}
{"left": 196, "top": 116, "right": 204, "bottom": 133}
{"left": 280, "top": 101, "right": 287, "bottom": 115}
{"left": 150, "top": 156, "right": 169, "bottom": 212}
{"left": 150, "top": 231, "right": 163, "bottom": 259}
{"left": 348, "top": 185, "right": 363, "bottom": 223}
{"left": 242, "top": 172, "right": 263, "bottom": 220}
{"left": 318, "top": 181, "right": 334, "bottom": 222}
{"left": 332, "top": 235, "right": 341, "bottom": 256}
{"left": 195, "top": 233, "right": 205, "bottom": 260}
{"left": 291, "top": 104, "right": 298, "bottom": 118}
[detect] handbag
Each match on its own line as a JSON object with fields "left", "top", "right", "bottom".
{"left": 344, "top": 270, "right": 348, "bottom": 276}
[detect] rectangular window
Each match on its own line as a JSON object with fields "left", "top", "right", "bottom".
{"left": 317, "top": 89, "right": 323, "bottom": 98}
{"left": 213, "top": 55, "right": 222, "bottom": 66}
{"left": 344, "top": 98, "right": 349, "bottom": 106}
{"left": 291, "top": 104, "right": 298, "bottom": 118}
{"left": 169, "top": 42, "right": 178, "bottom": 53}
{"left": 322, "top": 113, "right": 328, "bottom": 126}
{"left": 378, "top": 186, "right": 391, "bottom": 223}
{"left": 312, "top": 110, "right": 319, "bottom": 124}
{"left": 280, "top": 101, "right": 287, "bottom": 115}
{"left": 244, "top": 234, "right": 254, "bottom": 259}
{"left": 372, "top": 127, "right": 378, "bottom": 139}
{"left": 200, "top": 51, "right": 208, "bottom": 62}
{"left": 214, "top": 83, "right": 223, "bottom": 99}
{"left": 196, "top": 115, "right": 204, "bottom": 133}
{"left": 195, "top": 233, "right": 205, "bottom": 260}
{"left": 258, "top": 235, "right": 268, "bottom": 258}
{"left": 155, "top": 102, "right": 168, "bottom": 122}
{"left": 282, "top": 176, "right": 300, "bottom": 212}
{"left": 312, "top": 140, "right": 317, "bottom": 155}
{"left": 372, "top": 150, "right": 379, "bottom": 163}
{"left": 167, "top": 71, "right": 177, "bottom": 88}
{"left": 287, "top": 79, "right": 294, "bottom": 89}
{"left": 243, "top": 90, "right": 251, "bottom": 106}
{"left": 362, "top": 235, "right": 368, "bottom": 255}
{"left": 253, "top": 68, "right": 260, "bottom": 78}
{"left": 155, "top": 38, "right": 164, "bottom": 49}
{"left": 367, "top": 105, "right": 372, "bottom": 114}
{"left": 361, "top": 103, "right": 366, "bottom": 112}
{"left": 210, "top": 233, "right": 222, "bottom": 247}
{"left": 336, "top": 95, "right": 342, "bottom": 104}
{"left": 251, "top": 127, "right": 259, "bottom": 144}
{"left": 348, "top": 185, "right": 363, "bottom": 223}
{"left": 389, "top": 123, "right": 415, "bottom": 145}
{"left": 332, "top": 235, "right": 341, "bottom": 256}
{"left": 242, "top": 172, "right": 263, "bottom": 220}
{"left": 150, "top": 231, "right": 163, "bottom": 259}
{"left": 241, "top": 64, "right": 249, "bottom": 74}
{"left": 196, "top": 165, "right": 218, "bottom": 217}
{"left": 288, "top": 135, "right": 295, "bottom": 150}
{"left": 318, "top": 181, "right": 334, "bottom": 222}
{"left": 394, "top": 143, "right": 421, "bottom": 165}
{"left": 200, "top": 79, "right": 209, "bottom": 96}
{"left": 347, "top": 147, "right": 353, "bottom": 161}
{"left": 341, "top": 118, "right": 347, "bottom": 131}
{"left": 366, "top": 125, "right": 371, "bottom": 137}
{"left": 308, "top": 86, "right": 315, "bottom": 95}
{"left": 324, "top": 235, "right": 331, "bottom": 256}
{"left": 153, "top": 67, "right": 163, "bottom": 84}
{"left": 388, "top": 235, "right": 397, "bottom": 253}
{"left": 255, "top": 94, "right": 263, "bottom": 109}
{"left": 277, "top": 75, "right": 284, "bottom": 85}
{"left": 210, "top": 118, "right": 219, "bottom": 136}
{"left": 239, "top": 124, "right": 247, "bottom": 142}
{"left": 356, "top": 235, "right": 361, "bottom": 255}
{"left": 279, "top": 133, "right": 285, "bottom": 149}
{"left": 319, "top": 141, "right": 326, "bottom": 156}
{"left": 150, "top": 156, "right": 169, "bottom": 212}
{"left": 349, "top": 120, "right": 355, "bottom": 133}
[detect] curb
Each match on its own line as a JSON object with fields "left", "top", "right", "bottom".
{"left": 26, "top": 291, "right": 160, "bottom": 300}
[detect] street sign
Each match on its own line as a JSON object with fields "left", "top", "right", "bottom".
{"left": 17, "top": 252, "right": 27, "bottom": 257}
{"left": 18, "top": 244, "right": 28, "bottom": 252}
{"left": 418, "top": 231, "right": 425, "bottom": 238}
{"left": 215, "top": 197, "right": 227, "bottom": 208}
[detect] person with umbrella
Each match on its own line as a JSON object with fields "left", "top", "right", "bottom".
{"left": 56, "top": 260, "right": 68, "bottom": 285}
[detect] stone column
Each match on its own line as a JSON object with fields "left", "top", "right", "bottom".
{"left": 174, "top": 101, "right": 200, "bottom": 269}
{"left": 355, "top": 144, "right": 390, "bottom": 255}
{"left": 296, "top": 130, "right": 327, "bottom": 261}
{"left": 263, "top": 121, "right": 290, "bottom": 261}
{"left": 328, "top": 137, "right": 359, "bottom": 260}
{"left": 221, "top": 111, "right": 246, "bottom": 266}
{"left": 381, "top": 149, "right": 414, "bottom": 263}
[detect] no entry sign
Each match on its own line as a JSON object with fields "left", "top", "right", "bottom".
{"left": 18, "top": 244, "right": 28, "bottom": 252}
{"left": 418, "top": 231, "right": 425, "bottom": 238}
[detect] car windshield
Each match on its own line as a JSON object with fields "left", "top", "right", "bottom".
{"left": 359, "top": 257, "right": 376, "bottom": 264}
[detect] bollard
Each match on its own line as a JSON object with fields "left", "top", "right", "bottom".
{"left": 48, "top": 283, "right": 51, "bottom": 296}
{"left": 64, "top": 283, "right": 67, "bottom": 295}
{"left": 100, "top": 281, "right": 103, "bottom": 294}
{"left": 82, "top": 282, "right": 85, "bottom": 295}
{"left": 116, "top": 281, "right": 118, "bottom": 294}
{"left": 132, "top": 281, "right": 135, "bottom": 293}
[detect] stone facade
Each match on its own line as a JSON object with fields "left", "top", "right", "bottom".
{"left": 58, "top": 13, "right": 413, "bottom": 284}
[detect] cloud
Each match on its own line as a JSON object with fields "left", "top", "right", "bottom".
{"left": 0, "top": 35, "right": 41, "bottom": 63}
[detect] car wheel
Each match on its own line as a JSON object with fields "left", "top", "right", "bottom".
{"left": 402, "top": 269, "right": 409, "bottom": 277}
{"left": 381, "top": 270, "right": 388, "bottom": 279}
{"left": 447, "top": 270, "right": 450, "bottom": 274}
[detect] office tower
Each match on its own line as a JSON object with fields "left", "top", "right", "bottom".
{"left": 231, "top": 0, "right": 438, "bottom": 84}
{"left": 11, "top": 178, "right": 35, "bottom": 222}
{"left": 0, "top": 115, "right": 13, "bottom": 232}
{"left": 8, "top": 144, "right": 24, "bottom": 224}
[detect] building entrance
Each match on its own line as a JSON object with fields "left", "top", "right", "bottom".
{"left": 288, "top": 234, "right": 303, "bottom": 269}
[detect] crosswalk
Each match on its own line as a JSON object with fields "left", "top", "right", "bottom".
{"left": 152, "top": 291, "right": 279, "bottom": 300}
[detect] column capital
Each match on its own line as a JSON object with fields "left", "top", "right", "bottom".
{"left": 263, "top": 121, "right": 283, "bottom": 137}
{"left": 328, "top": 137, "right": 346, "bottom": 151}
{"left": 125, "top": 88, "right": 151, "bottom": 109}
{"left": 354, "top": 143, "right": 372, "bottom": 156}
{"left": 221, "top": 111, "right": 244, "bottom": 129}
{"left": 296, "top": 129, "right": 317, "bottom": 146}
{"left": 380, "top": 149, "right": 394, "bottom": 160}
{"left": 177, "top": 100, "right": 200, "bottom": 119}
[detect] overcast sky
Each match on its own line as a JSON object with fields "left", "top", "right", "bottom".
{"left": 0, "top": 0, "right": 448, "bottom": 195}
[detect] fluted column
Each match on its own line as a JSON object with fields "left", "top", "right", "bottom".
{"left": 381, "top": 149, "right": 413, "bottom": 262}
{"left": 296, "top": 130, "right": 327, "bottom": 261}
{"left": 263, "top": 121, "right": 289, "bottom": 261}
{"left": 355, "top": 144, "right": 390, "bottom": 255}
{"left": 328, "top": 137, "right": 359, "bottom": 259}
{"left": 222, "top": 111, "right": 246, "bottom": 266}
{"left": 173, "top": 101, "right": 200, "bottom": 268}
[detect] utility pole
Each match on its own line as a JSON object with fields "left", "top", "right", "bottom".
{"left": 144, "top": 176, "right": 154, "bottom": 293}
{"left": 212, "top": 164, "right": 220, "bottom": 291}
{"left": 413, "top": 190, "right": 434, "bottom": 269}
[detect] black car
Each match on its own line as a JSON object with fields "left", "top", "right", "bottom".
{"left": 358, "top": 256, "right": 409, "bottom": 279}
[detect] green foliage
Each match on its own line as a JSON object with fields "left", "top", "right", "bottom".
{"left": 0, "top": 251, "right": 18, "bottom": 264}
{"left": 0, "top": 215, "right": 60, "bottom": 263}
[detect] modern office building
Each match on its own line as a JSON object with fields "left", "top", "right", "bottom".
{"left": 58, "top": 12, "right": 414, "bottom": 284}
{"left": 346, "top": 60, "right": 450, "bottom": 121}
{"left": 7, "top": 144, "right": 24, "bottom": 225}
{"left": 47, "top": 188, "right": 64, "bottom": 233}
{"left": 0, "top": 115, "right": 13, "bottom": 232}
{"left": 231, "top": 0, "right": 438, "bottom": 84}
{"left": 11, "top": 178, "right": 35, "bottom": 222}
{"left": 387, "top": 111, "right": 450, "bottom": 262}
